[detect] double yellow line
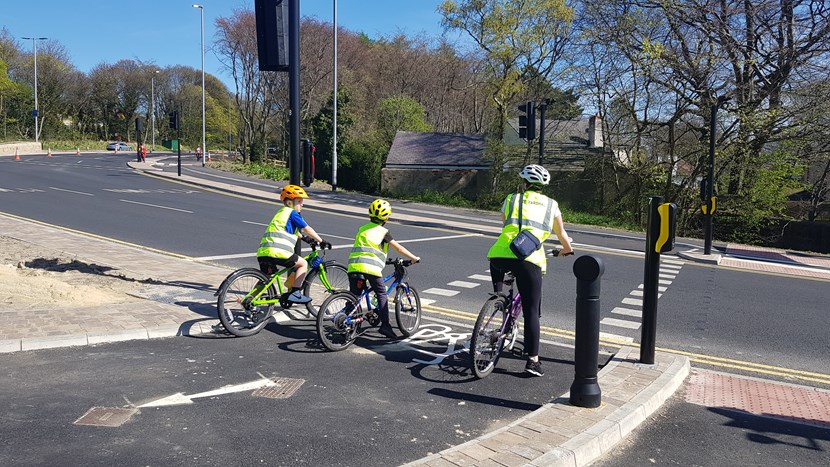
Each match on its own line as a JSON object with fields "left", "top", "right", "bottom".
{"left": 421, "top": 304, "right": 830, "bottom": 386}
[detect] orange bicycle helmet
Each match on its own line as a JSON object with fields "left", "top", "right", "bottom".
{"left": 280, "top": 184, "right": 309, "bottom": 201}
{"left": 368, "top": 199, "right": 392, "bottom": 221}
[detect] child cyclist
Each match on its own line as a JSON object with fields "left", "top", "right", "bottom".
{"left": 257, "top": 184, "right": 331, "bottom": 304}
{"left": 347, "top": 199, "right": 420, "bottom": 339}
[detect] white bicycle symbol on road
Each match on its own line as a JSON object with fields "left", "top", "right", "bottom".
{"left": 401, "top": 324, "right": 471, "bottom": 365}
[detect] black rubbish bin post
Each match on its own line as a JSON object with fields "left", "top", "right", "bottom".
{"left": 570, "top": 254, "right": 604, "bottom": 408}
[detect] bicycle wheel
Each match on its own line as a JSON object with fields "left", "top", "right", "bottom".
{"left": 316, "top": 291, "right": 361, "bottom": 351}
{"left": 303, "top": 262, "right": 349, "bottom": 317}
{"left": 216, "top": 268, "right": 277, "bottom": 337}
{"left": 470, "top": 296, "right": 510, "bottom": 378}
{"left": 394, "top": 284, "right": 421, "bottom": 337}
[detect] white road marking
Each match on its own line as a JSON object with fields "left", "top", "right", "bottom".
{"left": 628, "top": 290, "right": 662, "bottom": 298}
{"left": 661, "top": 259, "right": 685, "bottom": 265}
{"left": 600, "top": 332, "right": 635, "bottom": 343}
{"left": 600, "top": 318, "right": 641, "bottom": 329}
{"left": 243, "top": 220, "right": 268, "bottom": 226}
{"left": 49, "top": 186, "right": 94, "bottom": 196}
{"left": 468, "top": 274, "right": 492, "bottom": 282}
{"left": 659, "top": 279, "right": 673, "bottom": 285}
{"left": 397, "top": 233, "right": 483, "bottom": 244}
{"left": 659, "top": 273, "right": 677, "bottom": 279}
{"left": 638, "top": 284, "right": 668, "bottom": 292}
{"left": 420, "top": 298, "right": 436, "bottom": 306}
{"left": 195, "top": 252, "right": 255, "bottom": 260}
{"left": 138, "top": 375, "right": 277, "bottom": 407}
{"left": 660, "top": 264, "right": 682, "bottom": 270}
{"left": 447, "top": 281, "right": 480, "bottom": 289}
{"left": 611, "top": 307, "right": 642, "bottom": 318}
{"left": 119, "top": 199, "right": 192, "bottom": 213}
{"left": 621, "top": 297, "right": 643, "bottom": 306}
{"left": 422, "top": 288, "right": 460, "bottom": 297}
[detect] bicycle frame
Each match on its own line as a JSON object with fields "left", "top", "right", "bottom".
{"left": 485, "top": 273, "right": 523, "bottom": 338}
{"left": 246, "top": 248, "right": 330, "bottom": 306}
{"left": 356, "top": 263, "right": 408, "bottom": 312}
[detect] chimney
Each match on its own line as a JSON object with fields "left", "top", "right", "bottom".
{"left": 588, "top": 113, "right": 603, "bottom": 148}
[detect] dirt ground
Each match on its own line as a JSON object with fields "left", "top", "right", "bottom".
{"left": 0, "top": 235, "right": 145, "bottom": 311}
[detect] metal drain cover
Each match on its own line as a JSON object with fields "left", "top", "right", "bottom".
{"left": 253, "top": 377, "right": 305, "bottom": 399}
{"left": 74, "top": 407, "right": 137, "bottom": 427}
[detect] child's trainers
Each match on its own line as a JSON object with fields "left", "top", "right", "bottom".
{"left": 378, "top": 323, "right": 398, "bottom": 339}
{"left": 284, "top": 290, "right": 312, "bottom": 304}
{"left": 525, "top": 360, "right": 544, "bottom": 377}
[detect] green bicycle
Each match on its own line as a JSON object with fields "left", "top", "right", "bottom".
{"left": 215, "top": 240, "right": 349, "bottom": 337}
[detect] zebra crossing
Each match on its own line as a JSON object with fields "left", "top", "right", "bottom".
{"left": 599, "top": 256, "right": 686, "bottom": 343}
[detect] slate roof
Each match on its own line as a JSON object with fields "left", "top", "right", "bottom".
{"left": 385, "top": 131, "right": 488, "bottom": 168}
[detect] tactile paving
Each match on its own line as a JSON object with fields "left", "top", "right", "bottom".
{"left": 686, "top": 369, "right": 830, "bottom": 428}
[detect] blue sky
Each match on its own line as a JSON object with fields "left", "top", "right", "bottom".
{"left": 4, "top": 1, "right": 461, "bottom": 88}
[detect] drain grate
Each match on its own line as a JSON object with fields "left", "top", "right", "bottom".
{"left": 74, "top": 407, "right": 138, "bottom": 427}
{"left": 253, "top": 377, "right": 305, "bottom": 399}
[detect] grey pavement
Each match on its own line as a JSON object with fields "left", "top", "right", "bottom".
{"left": 2, "top": 156, "right": 827, "bottom": 466}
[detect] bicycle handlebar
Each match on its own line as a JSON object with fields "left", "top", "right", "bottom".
{"left": 548, "top": 248, "right": 574, "bottom": 257}
{"left": 385, "top": 257, "right": 415, "bottom": 267}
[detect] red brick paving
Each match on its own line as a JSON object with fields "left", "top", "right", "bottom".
{"left": 685, "top": 369, "right": 830, "bottom": 429}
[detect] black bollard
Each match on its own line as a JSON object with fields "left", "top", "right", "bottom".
{"left": 570, "top": 255, "right": 604, "bottom": 408}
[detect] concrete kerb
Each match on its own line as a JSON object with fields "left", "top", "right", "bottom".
{"left": 405, "top": 347, "right": 690, "bottom": 467}
{"left": 677, "top": 250, "right": 722, "bottom": 265}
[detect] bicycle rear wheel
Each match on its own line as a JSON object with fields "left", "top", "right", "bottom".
{"left": 394, "top": 284, "right": 421, "bottom": 337}
{"left": 470, "top": 296, "right": 510, "bottom": 378}
{"left": 216, "top": 268, "right": 276, "bottom": 337}
{"left": 303, "top": 262, "right": 349, "bottom": 317}
{"left": 316, "top": 291, "right": 361, "bottom": 351}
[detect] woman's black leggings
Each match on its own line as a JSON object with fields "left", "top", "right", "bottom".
{"left": 489, "top": 258, "right": 544, "bottom": 357}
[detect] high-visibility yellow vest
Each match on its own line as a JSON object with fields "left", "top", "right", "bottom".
{"left": 257, "top": 207, "right": 298, "bottom": 259}
{"left": 348, "top": 222, "right": 389, "bottom": 276}
{"left": 487, "top": 191, "right": 557, "bottom": 273}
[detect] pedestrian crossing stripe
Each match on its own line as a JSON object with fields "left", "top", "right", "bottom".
{"left": 600, "top": 317, "right": 641, "bottom": 329}
{"left": 447, "top": 281, "right": 480, "bottom": 289}
{"left": 422, "top": 288, "right": 460, "bottom": 297}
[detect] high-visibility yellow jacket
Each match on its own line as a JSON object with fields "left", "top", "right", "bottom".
{"left": 257, "top": 207, "right": 298, "bottom": 259}
{"left": 348, "top": 222, "right": 389, "bottom": 276}
{"left": 487, "top": 190, "right": 558, "bottom": 273}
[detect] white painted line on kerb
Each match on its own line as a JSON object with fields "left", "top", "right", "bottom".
{"left": 49, "top": 186, "right": 93, "bottom": 196}
{"left": 621, "top": 297, "right": 643, "bottom": 306}
{"left": 397, "top": 233, "right": 483, "bottom": 244}
{"left": 119, "top": 199, "right": 193, "bottom": 213}
{"left": 601, "top": 318, "right": 641, "bottom": 329}
{"left": 422, "top": 288, "right": 460, "bottom": 297}
{"left": 447, "top": 281, "right": 480, "bottom": 289}
{"left": 638, "top": 284, "right": 668, "bottom": 292}
{"left": 611, "top": 307, "right": 642, "bottom": 318}
{"left": 468, "top": 274, "right": 492, "bottom": 282}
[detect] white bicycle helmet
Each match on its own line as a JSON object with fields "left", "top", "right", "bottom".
{"left": 519, "top": 164, "right": 550, "bottom": 185}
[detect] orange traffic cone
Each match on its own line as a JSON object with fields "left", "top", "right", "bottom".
{"left": 14, "top": 147, "right": 20, "bottom": 161}
{"left": 76, "top": 148, "right": 81, "bottom": 156}
{"left": 47, "top": 148, "right": 53, "bottom": 157}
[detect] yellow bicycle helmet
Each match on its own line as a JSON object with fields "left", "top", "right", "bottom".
{"left": 368, "top": 198, "right": 392, "bottom": 221}
{"left": 280, "top": 184, "right": 309, "bottom": 201}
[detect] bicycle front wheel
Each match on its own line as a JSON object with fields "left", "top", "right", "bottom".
{"left": 303, "top": 261, "right": 349, "bottom": 317}
{"left": 394, "top": 284, "right": 421, "bottom": 337}
{"left": 470, "top": 296, "right": 510, "bottom": 378}
{"left": 216, "top": 268, "right": 276, "bottom": 337}
{"left": 316, "top": 291, "right": 360, "bottom": 351}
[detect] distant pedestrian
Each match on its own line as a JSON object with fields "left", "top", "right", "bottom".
{"left": 140, "top": 144, "right": 147, "bottom": 163}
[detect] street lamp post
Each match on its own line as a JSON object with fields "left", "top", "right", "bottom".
{"left": 150, "top": 69, "right": 159, "bottom": 151}
{"left": 193, "top": 4, "right": 206, "bottom": 167}
{"left": 21, "top": 36, "right": 48, "bottom": 143}
{"left": 332, "top": 0, "right": 338, "bottom": 191}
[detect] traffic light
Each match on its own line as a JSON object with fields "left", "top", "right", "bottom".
{"left": 301, "top": 139, "right": 316, "bottom": 187}
{"left": 168, "top": 111, "right": 179, "bottom": 130}
{"left": 518, "top": 101, "right": 536, "bottom": 140}
{"left": 255, "top": 0, "right": 289, "bottom": 72}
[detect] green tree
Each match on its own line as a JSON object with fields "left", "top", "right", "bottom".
{"left": 440, "top": 0, "right": 574, "bottom": 137}
{"left": 377, "top": 95, "right": 432, "bottom": 144}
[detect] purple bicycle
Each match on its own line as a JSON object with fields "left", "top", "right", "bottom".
{"left": 470, "top": 249, "right": 572, "bottom": 378}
